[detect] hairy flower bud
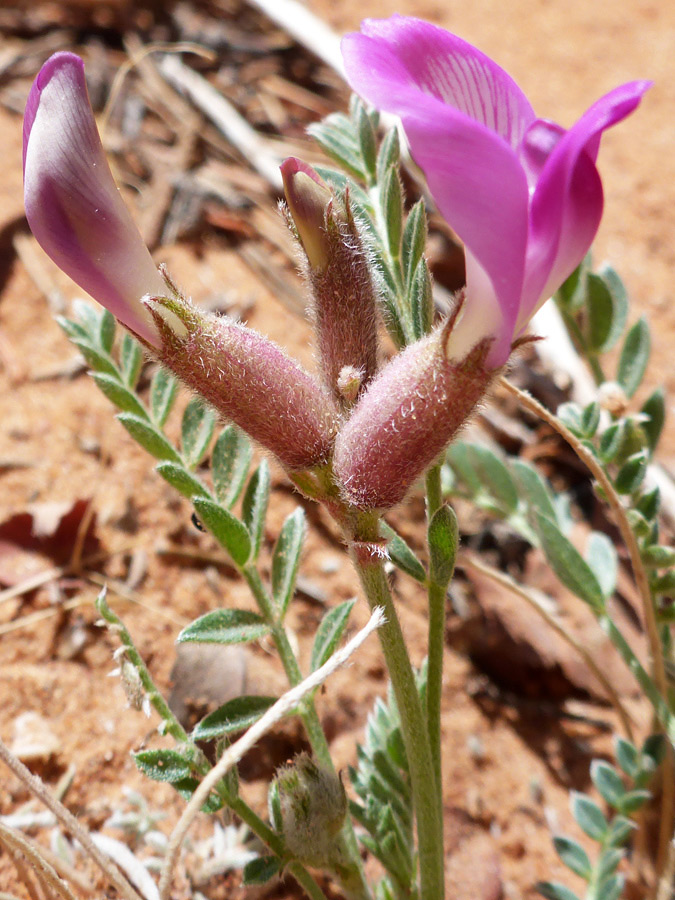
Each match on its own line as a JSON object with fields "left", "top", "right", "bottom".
{"left": 275, "top": 753, "right": 347, "bottom": 869}
{"left": 334, "top": 318, "right": 495, "bottom": 510}
{"left": 145, "top": 294, "right": 338, "bottom": 471}
{"left": 281, "top": 158, "right": 379, "bottom": 406}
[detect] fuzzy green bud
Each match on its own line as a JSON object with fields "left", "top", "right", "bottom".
{"left": 275, "top": 753, "right": 347, "bottom": 869}
{"left": 281, "top": 157, "right": 380, "bottom": 407}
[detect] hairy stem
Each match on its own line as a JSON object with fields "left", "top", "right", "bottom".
{"left": 349, "top": 523, "right": 445, "bottom": 900}
{"left": 425, "top": 464, "right": 446, "bottom": 791}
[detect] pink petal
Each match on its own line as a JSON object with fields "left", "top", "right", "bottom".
{"left": 23, "top": 52, "right": 165, "bottom": 346}
{"left": 343, "top": 16, "right": 535, "bottom": 147}
{"left": 519, "top": 80, "right": 652, "bottom": 328}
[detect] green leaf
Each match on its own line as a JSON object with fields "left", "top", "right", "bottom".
{"left": 585, "top": 272, "right": 616, "bottom": 352}
{"left": 596, "top": 848, "right": 625, "bottom": 882}
{"left": 72, "top": 339, "right": 119, "bottom": 377}
{"left": 172, "top": 776, "right": 225, "bottom": 813}
{"left": 553, "top": 836, "right": 592, "bottom": 880}
{"left": 178, "top": 608, "right": 269, "bottom": 645}
{"left": 410, "top": 258, "right": 434, "bottom": 339}
{"left": 614, "top": 452, "right": 647, "bottom": 495}
{"left": 427, "top": 505, "right": 458, "bottom": 591}
{"left": 599, "top": 264, "right": 629, "bottom": 351}
{"left": 580, "top": 402, "right": 601, "bottom": 438}
{"left": 212, "top": 426, "right": 253, "bottom": 508}
{"left": 556, "top": 402, "right": 584, "bottom": 436}
{"left": 585, "top": 532, "right": 618, "bottom": 599}
{"left": 571, "top": 792, "right": 608, "bottom": 841}
{"left": 605, "top": 815, "right": 636, "bottom": 847}
{"left": 380, "top": 521, "right": 426, "bottom": 583}
{"left": 271, "top": 508, "right": 306, "bottom": 616}
{"left": 311, "top": 599, "right": 356, "bottom": 671}
{"left": 308, "top": 116, "right": 364, "bottom": 181}
{"left": 616, "top": 788, "right": 651, "bottom": 815}
{"left": 402, "top": 199, "right": 427, "bottom": 288}
{"left": 636, "top": 487, "right": 660, "bottom": 522}
{"left": 641, "top": 387, "right": 665, "bottom": 454}
{"left": 192, "top": 695, "right": 277, "bottom": 741}
{"left": 134, "top": 749, "right": 192, "bottom": 783}
{"left": 594, "top": 874, "right": 624, "bottom": 900}
{"left": 98, "top": 309, "right": 116, "bottom": 353}
{"left": 243, "top": 856, "right": 280, "bottom": 886}
{"left": 617, "top": 317, "right": 650, "bottom": 398}
{"left": 376, "top": 127, "right": 400, "bottom": 182}
{"left": 650, "top": 570, "right": 675, "bottom": 596}
{"left": 192, "top": 497, "right": 251, "bottom": 566}
{"left": 641, "top": 544, "right": 675, "bottom": 568}
{"left": 241, "top": 461, "right": 270, "bottom": 562}
{"left": 642, "top": 733, "right": 667, "bottom": 767}
{"left": 465, "top": 444, "right": 518, "bottom": 512}
{"left": 614, "top": 736, "right": 639, "bottom": 778}
{"left": 181, "top": 398, "right": 216, "bottom": 469}
{"left": 156, "top": 462, "right": 209, "bottom": 500}
{"left": 590, "top": 760, "right": 626, "bottom": 808}
{"left": 381, "top": 166, "right": 403, "bottom": 257}
{"left": 117, "top": 413, "right": 182, "bottom": 463}
{"left": 356, "top": 101, "right": 377, "bottom": 180}
{"left": 556, "top": 254, "right": 590, "bottom": 309}
{"left": 599, "top": 423, "right": 624, "bottom": 463}
{"left": 535, "top": 514, "right": 605, "bottom": 611}
{"left": 536, "top": 882, "right": 581, "bottom": 900}
{"left": 150, "top": 367, "right": 179, "bottom": 428}
{"left": 120, "top": 333, "right": 143, "bottom": 388}
{"left": 93, "top": 373, "right": 148, "bottom": 418}
{"left": 510, "top": 460, "right": 559, "bottom": 526}
{"left": 72, "top": 299, "right": 102, "bottom": 336}
{"left": 268, "top": 780, "right": 282, "bottom": 832}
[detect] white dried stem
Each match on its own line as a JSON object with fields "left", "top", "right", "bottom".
{"left": 0, "top": 823, "right": 77, "bottom": 900}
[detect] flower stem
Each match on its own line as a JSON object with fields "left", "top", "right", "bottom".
{"left": 348, "top": 531, "right": 445, "bottom": 900}
{"left": 242, "top": 565, "right": 372, "bottom": 900}
{"left": 425, "top": 464, "right": 446, "bottom": 791}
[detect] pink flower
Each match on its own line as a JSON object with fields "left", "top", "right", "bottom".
{"left": 342, "top": 16, "right": 651, "bottom": 366}
{"left": 23, "top": 52, "right": 165, "bottom": 346}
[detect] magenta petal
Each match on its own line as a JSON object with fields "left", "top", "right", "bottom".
{"left": 343, "top": 16, "right": 535, "bottom": 147}
{"left": 402, "top": 113, "right": 530, "bottom": 365}
{"left": 23, "top": 52, "right": 166, "bottom": 346}
{"left": 519, "top": 80, "right": 652, "bottom": 327}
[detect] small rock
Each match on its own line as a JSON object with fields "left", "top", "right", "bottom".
{"left": 11, "top": 712, "right": 60, "bottom": 762}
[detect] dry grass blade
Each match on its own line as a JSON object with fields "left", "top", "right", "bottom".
{"left": 245, "top": 0, "right": 344, "bottom": 74}
{"left": 158, "top": 55, "right": 283, "bottom": 190}
{"left": 158, "top": 606, "right": 385, "bottom": 900}
{"left": 0, "top": 823, "right": 78, "bottom": 900}
{"left": 0, "top": 739, "right": 145, "bottom": 900}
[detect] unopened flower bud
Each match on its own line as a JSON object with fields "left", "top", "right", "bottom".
{"left": 281, "top": 158, "right": 379, "bottom": 406}
{"left": 337, "top": 365, "right": 365, "bottom": 406}
{"left": 275, "top": 753, "right": 347, "bottom": 868}
{"left": 145, "top": 294, "right": 338, "bottom": 471}
{"left": 334, "top": 319, "right": 495, "bottom": 510}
